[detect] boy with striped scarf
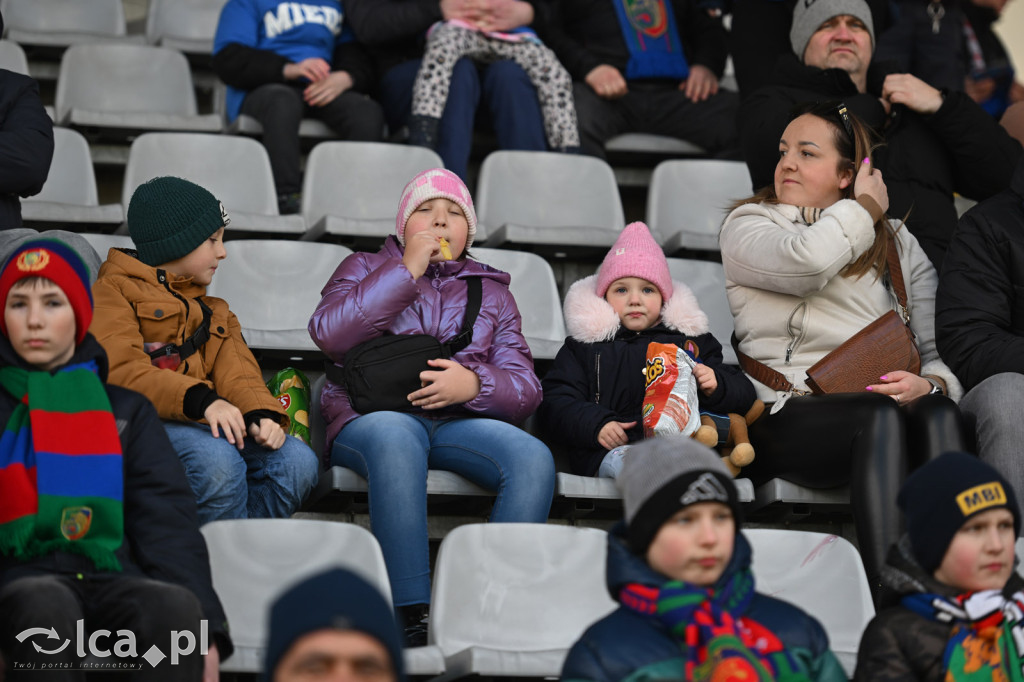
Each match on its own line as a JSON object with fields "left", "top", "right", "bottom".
{"left": 0, "top": 239, "right": 231, "bottom": 681}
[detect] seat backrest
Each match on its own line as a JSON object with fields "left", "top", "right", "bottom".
{"left": 26, "top": 127, "right": 99, "bottom": 206}
{"left": 745, "top": 529, "right": 874, "bottom": 676}
{"left": 0, "top": 39, "right": 28, "bottom": 74}
{"left": 55, "top": 43, "right": 198, "bottom": 122}
{"left": 301, "top": 142, "right": 443, "bottom": 228}
{"left": 205, "top": 239, "right": 352, "bottom": 335}
{"left": 3, "top": 0, "right": 126, "bottom": 38}
{"left": 123, "top": 132, "right": 278, "bottom": 215}
{"left": 430, "top": 524, "right": 616, "bottom": 654}
{"left": 79, "top": 233, "right": 135, "bottom": 263}
{"left": 470, "top": 248, "right": 566, "bottom": 344}
{"left": 665, "top": 258, "right": 736, "bottom": 365}
{"left": 476, "top": 151, "right": 624, "bottom": 231}
{"left": 146, "top": 0, "right": 228, "bottom": 46}
{"left": 200, "top": 519, "right": 392, "bottom": 654}
{"left": 648, "top": 160, "right": 752, "bottom": 249}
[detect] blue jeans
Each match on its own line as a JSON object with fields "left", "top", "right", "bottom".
{"left": 164, "top": 421, "right": 320, "bottom": 525}
{"left": 377, "top": 58, "right": 547, "bottom": 180}
{"left": 332, "top": 412, "right": 556, "bottom": 605}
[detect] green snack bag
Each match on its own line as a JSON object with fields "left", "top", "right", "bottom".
{"left": 266, "top": 367, "right": 311, "bottom": 445}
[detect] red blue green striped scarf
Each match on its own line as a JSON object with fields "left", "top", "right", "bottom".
{"left": 0, "top": 360, "right": 124, "bottom": 571}
{"left": 903, "top": 589, "right": 1024, "bottom": 681}
{"left": 612, "top": 0, "right": 690, "bottom": 80}
{"left": 620, "top": 569, "right": 812, "bottom": 680}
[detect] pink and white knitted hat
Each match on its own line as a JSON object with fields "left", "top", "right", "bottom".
{"left": 395, "top": 168, "right": 477, "bottom": 248}
{"left": 596, "top": 222, "right": 673, "bottom": 300}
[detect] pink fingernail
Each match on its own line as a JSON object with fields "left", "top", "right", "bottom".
{"left": 863, "top": 157, "right": 870, "bottom": 164}
{"left": 880, "top": 375, "right": 888, "bottom": 380}
{"left": 865, "top": 386, "right": 873, "bottom": 391}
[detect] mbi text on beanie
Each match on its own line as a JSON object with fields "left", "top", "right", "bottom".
{"left": 790, "top": 0, "right": 875, "bottom": 59}
{"left": 898, "top": 451, "right": 1021, "bottom": 572}
{"left": 127, "top": 176, "right": 231, "bottom": 267}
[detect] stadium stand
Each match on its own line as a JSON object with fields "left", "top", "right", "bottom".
{"left": 665, "top": 257, "right": 737, "bottom": 366}
{"left": 204, "top": 238, "right": 351, "bottom": 354}
{"left": 746, "top": 529, "right": 874, "bottom": 677}
{"left": 648, "top": 158, "right": 751, "bottom": 254}
{"left": 54, "top": 43, "right": 221, "bottom": 137}
{"left": 475, "top": 150, "right": 625, "bottom": 254}
{"left": 120, "top": 132, "right": 307, "bottom": 236}
{"left": 197, "top": 519, "right": 451, "bottom": 675}
{"left": 20, "top": 127, "right": 124, "bottom": 229}
{"left": 145, "top": 0, "right": 227, "bottom": 57}
{"left": 470, "top": 247, "right": 566, "bottom": 361}
{"left": 0, "top": 38, "right": 27, "bottom": 74}
{"left": 2, "top": 0, "right": 141, "bottom": 49}
{"left": 79, "top": 232, "right": 134, "bottom": 262}
{"left": 300, "top": 141, "right": 443, "bottom": 243}
{"left": 424, "top": 523, "right": 616, "bottom": 680}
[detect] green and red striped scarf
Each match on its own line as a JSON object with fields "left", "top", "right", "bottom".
{"left": 0, "top": 360, "right": 124, "bottom": 571}
{"left": 620, "top": 568, "right": 812, "bottom": 681}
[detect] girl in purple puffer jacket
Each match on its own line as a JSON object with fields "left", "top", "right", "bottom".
{"left": 308, "top": 168, "right": 555, "bottom": 645}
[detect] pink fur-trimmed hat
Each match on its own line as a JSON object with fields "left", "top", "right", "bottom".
{"left": 395, "top": 168, "right": 477, "bottom": 248}
{"left": 596, "top": 222, "right": 673, "bottom": 300}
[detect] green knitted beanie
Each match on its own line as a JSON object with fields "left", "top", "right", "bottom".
{"left": 127, "top": 176, "right": 230, "bottom": 266}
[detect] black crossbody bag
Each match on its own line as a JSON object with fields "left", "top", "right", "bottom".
{"left": 326, "top": 278, "right": 482, "bottom": 414}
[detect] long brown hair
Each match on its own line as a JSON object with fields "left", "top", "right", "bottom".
{"left": 732, "top": 100, "right": 897, "bottom": 280}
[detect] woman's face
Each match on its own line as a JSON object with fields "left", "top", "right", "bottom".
{"left": 774, "top": 114, "right": 854, "bottom": 209}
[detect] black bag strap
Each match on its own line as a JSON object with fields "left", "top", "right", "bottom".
{"left": 444, "top": 277, "right": 482, "bottom": 355}
{"left": 146, "top": 297, "right": 214, "bottom": 363}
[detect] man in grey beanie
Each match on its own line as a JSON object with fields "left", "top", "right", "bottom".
{"left": 740, "top": 0, "right": 1021, "bottom": 270}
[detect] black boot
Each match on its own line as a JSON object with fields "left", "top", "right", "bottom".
{"left": 407, "top": 115, "right": 441, "bottom": 150}
{"left": 397, "top": 603, "right": 430, "bottom": 648}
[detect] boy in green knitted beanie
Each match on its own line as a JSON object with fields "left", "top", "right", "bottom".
{"left": 91, "top": 176, "right": 319, "bottom": 525}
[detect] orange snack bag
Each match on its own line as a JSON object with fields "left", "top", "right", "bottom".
{"left": 642, "top": 342, "right": 700, "bottom": 439}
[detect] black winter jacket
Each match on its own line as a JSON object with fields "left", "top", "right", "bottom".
{"left": 538, "top": 275, "right": 755, "bottom": 476}
{"left": 562, "top": 524, "right": 846, "bottom": 682}
{"left": 0, "top": 69, "right": 53, "bottom": 229}
{"left": 538, "top": 0, "right": 729, "bottom": 82}
{"left": 741, "top": 57, "right": 1022, "bottom": 269}
{"left": 936, "top": 157, "right": 1024, "bottom": 392}
{"left": 0, "top": 335, "right": 233, "bottom": 658}
{"left": 855, "top": 537, "right": 1024, "bottom": 681}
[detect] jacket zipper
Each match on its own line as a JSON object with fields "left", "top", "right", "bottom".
{"left": 785, "top": 302, "right": 809, "bottom": 366}
{"left": 594, "top": 352, "right": 601, "bottom": 403}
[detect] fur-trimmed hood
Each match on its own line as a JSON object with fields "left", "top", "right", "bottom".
{"left": 564, "top": 274, "right": 710, "bottom": 343}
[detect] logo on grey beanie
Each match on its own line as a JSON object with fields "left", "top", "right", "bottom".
{"left": 680, "top": 473, "right": 729, "bottom": 506}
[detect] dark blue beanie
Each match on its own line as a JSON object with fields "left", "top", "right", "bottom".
{"left": 264, "top": 568, "right": 405, "bottom": 681}
{"left": 898, "top": 451, "right": 1020, "bottom": 573}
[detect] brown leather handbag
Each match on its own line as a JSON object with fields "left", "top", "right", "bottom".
{"left": 736, "top": 232, "right": 921, "bottom": 395}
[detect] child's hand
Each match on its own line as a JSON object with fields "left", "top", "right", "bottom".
{"left": 409, "top": 358, "right": 481, "bottom": 408}
{"left": 249, "top": 418, "right": 287, "bottom": 450}
{"left": 402, "top": 230, "right": 441, "bottom": 279}
{"left": 204, "top": 399, "right": 246, "bottom": 449}
{"left": 304, "top": 71, "right": 353, "bottom": 107}
{"left": 693, "top": 363, "right": 718, "bottom": 396}
{"left": 598, "top": 420, "right": 637, "bottom": 450}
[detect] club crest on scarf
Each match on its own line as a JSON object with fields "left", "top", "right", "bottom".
{"left": 61, "top": 506, "right": 92, "bottom": 541}
{"left": 623, "top": 0, "right": 669, "bottom": 38}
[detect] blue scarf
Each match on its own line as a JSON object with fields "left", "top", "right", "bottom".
{"left": 611, "top": 0, "right": 690, "bottom": 80}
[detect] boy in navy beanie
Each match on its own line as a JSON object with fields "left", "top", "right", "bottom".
{"left": 856, "top": 451, "right": 1024, "bottom": 680}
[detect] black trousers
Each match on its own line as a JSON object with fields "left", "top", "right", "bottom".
{"left": 0, "top": 572, "right": 205, "bottom": 681}
{"left": 241, "top": 82, "right": 385, "bottom": 196}
{"left": 572, "top": 81, "right": 741, "bottom": 158}
{"left": 746, "top": 392, "right": 966, "bottom": 603}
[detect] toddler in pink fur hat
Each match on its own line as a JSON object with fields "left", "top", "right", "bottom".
{"left": 537, "top": 222, "right": 756, "bottom": 478}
